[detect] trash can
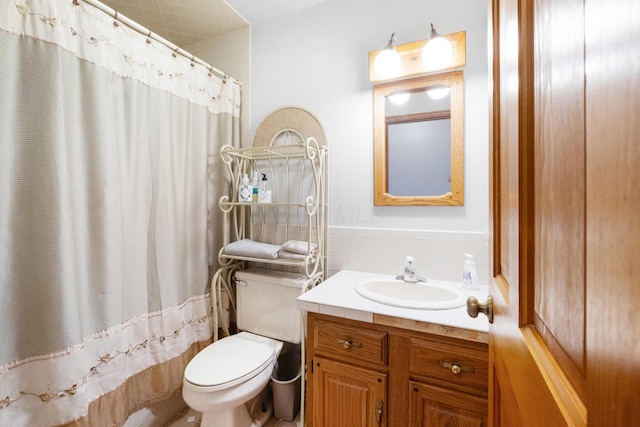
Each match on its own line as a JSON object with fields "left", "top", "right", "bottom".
{"left": 271, "top": 350, "right": 302, "bottom": 421}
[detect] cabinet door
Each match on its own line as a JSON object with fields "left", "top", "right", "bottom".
{"left": 312, "top": 356, "right": 387, "bottom": 427}
{"left": 409, "top": 381, "right": 487, "bottom": 427}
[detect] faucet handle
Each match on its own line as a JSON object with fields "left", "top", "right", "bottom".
{"left": 405, "top": 256, "right": 415, "bottom": 267}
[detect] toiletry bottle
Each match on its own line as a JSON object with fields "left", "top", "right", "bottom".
{"left": 462, "top": 253, "right": 480, "bottom": 290}
{"left": 238, "top": 173, "right": 252, "bottom": 202}
{"left": 258, "top": 173, "right": 272, "bottom": 203}
{"left": 251, "top": 171, "right": 259, "bottom": 202}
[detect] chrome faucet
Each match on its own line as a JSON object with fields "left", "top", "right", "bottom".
{"left": 396, "top": 256, "right": 427, "bottom": 283}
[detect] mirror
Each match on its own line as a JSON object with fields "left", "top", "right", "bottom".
{"left": 373, "top": 70, "right": 464, "bottom": 206}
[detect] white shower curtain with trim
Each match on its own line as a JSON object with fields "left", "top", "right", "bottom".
{"left": 0, "top": 0, "right": 240, "bottom": 425}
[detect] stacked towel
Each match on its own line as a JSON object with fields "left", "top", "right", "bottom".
{"left": 278, "top": 251, "right": 307, "bottom": 261}
{"left": 222, "top": 239, "right": 318, "bottom": 261}
{"left": 223, "top": 239, "right": 281, "bottom": 259}
{"left": 279, "top": 240, "right": 317, "bottom": 260}
{"left": 282, "top": 240, "right": 318, "bottom": 254}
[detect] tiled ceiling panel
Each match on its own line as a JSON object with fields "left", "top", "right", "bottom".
{"left": 98, "top": 0, "right": 249, "bottom": 46}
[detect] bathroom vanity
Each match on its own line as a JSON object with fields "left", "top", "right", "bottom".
{"left": 297, "top": 270, "right": 489, "bottom": 427}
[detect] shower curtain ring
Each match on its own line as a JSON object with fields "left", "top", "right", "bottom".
{"left": 172, "top": 47, "right": 179, "bottom": 58}
{"left": 113, "top": 11, "right": 119, "bottom": 27}
{"left": 72, "top": 0, "right": 80, "bottom": 6}
{"left": 191, "top": 55, "right": 196, "bottom": 67}
{"left": 146, "top": 31, "right": 152, "bottom": 44}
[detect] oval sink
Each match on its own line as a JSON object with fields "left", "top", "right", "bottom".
{"left": 354, "top": 278, "right": 466, "bottom": 310}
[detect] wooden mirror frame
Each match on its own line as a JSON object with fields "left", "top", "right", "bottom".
{"left": 373, "top": 70, "right": 464, "bottom": 206}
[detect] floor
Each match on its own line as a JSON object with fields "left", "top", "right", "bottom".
{"left": 163, "top": 406, "right": 301, "bottom": 427}
{"left": 163, "top": 406, "right": 202, "bottom": 427}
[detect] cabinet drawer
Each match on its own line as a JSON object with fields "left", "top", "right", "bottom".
{"left": 312, "top": 318, "right": 388, "bottom": 368}
{"left": 409, "top": 336, "right": 488, "bottom": 395}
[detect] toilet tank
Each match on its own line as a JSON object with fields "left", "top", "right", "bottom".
{"left": 234, "top": 268, "right": 311, "bottom": 344}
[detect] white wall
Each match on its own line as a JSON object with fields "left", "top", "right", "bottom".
{"left": 190, "top": 0, "right": 490, "bottom": 282}
{"left": 249, "top": 0, "right": 489, "bottom": 234}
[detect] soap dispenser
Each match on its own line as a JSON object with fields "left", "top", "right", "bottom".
{"left": 258, "top": 173, "right": 272, "bottom": 203}
{"left": 462, "top": 253, "right": 480, "bottom": 290}
{"left": 251, "top": 171, "right": 259, "bottom": 202}
{"left": 238, "top": 173, "right": 252, "bottom": 202}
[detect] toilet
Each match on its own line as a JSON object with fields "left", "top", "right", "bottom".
{"left": 182, "top": 268, "right": 309, "bottom": 427}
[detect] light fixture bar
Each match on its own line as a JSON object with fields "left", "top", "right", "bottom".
{"left": 368, "top": 31, "right": 466, "bottom": 82}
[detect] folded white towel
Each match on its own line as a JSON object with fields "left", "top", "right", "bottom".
{"left": 223, "top": 239, "right": 281, "bottom": 259}
{"left": 282, "top": 240, "right": 318, "bottom": 255}
{"left": 278, "top": 251, "right": 309, "bottom": 261}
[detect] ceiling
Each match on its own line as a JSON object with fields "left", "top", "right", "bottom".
{"left": 98, "top": 0, "right": 329, "bottom": 47}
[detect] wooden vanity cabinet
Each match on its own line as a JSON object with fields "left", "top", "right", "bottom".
{"left": 311, "top": 357, "right": 387, "bottom": 426}
{"left": 407, "top": 333, "right": 489, "bottom": 426}
{"left": 305, "top": 312, "right": 488, "bottom": 427}
{"left": 409, "top": 381, "right": 488, "bottom": 427}
{"left": 307, "top": 314, "right": 389, "bottom": 426}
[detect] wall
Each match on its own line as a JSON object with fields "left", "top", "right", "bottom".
{"left": 188, "top": 0, "right": 489, "bottom": 283}
{"left": 249, "top": 0, "right": 489, "bottom": 282}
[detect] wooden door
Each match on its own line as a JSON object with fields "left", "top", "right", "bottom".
{"left": 312, "top": 356, "right": 387, "bottom": 427}
{"left": 489, "top": 0, "right": 640, "bottom": 425}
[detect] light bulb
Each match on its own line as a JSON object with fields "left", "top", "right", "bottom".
{"left": 422, "top": 36, "right": 453, "bottom": 69}
{"left": 422, "top": 24, "right": 454, "bottom": 70}
{"left": 427, "top": 87, "right": 450, "bottom": 99}
{"left": 374, "top": 48, "right": 401, "bottom": 79}
{"left": 389, "top": 92, "right": 410, "bottom": 105}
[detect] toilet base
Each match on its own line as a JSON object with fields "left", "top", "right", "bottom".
{"left": 200, "top": 385, "right": 273, "bottom": 427}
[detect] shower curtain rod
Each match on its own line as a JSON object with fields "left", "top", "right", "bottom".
{"left": 77, "top": 0, "right": 241, "bottom": 86}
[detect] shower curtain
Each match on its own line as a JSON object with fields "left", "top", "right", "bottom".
{"left": 0, "top": 0, "right": 240, "bottom": 425}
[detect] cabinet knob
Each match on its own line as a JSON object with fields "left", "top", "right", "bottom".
{"left": 438, "top": 360, "right": 475, "bottom": 375}
{"left": 335, "top": 337, "right": 363, "bottom": 350}
{"left": 466, "top": 295, "right": 494, "bottom": 323}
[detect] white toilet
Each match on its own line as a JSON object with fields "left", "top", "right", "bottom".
{"left": 182, "top": 268, "right": 309, "bottom": 427}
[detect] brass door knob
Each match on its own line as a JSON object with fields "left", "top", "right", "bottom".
{"left": 467, "top": 295, "right": 494, "bottom": 323}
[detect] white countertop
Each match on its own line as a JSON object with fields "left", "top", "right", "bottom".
{"left": 297, "top": 270, "right": 489, "bottom": 334}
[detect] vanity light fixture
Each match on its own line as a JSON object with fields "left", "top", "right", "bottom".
{"left": 373, "top": 33, "right": 401, "bottom": 79}
{"left": 422, "top": 23, "right": 454, "bottom": 69}
{"left": 368, "top": 29, "right": 465, "bottom": 82}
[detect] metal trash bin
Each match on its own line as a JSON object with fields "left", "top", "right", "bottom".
{"left": 271, "top": 350, "right": 302, "bottom": 421}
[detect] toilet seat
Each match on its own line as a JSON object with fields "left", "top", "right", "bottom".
{"left": 184, "top": 332, "right": 277, "bottom": 391}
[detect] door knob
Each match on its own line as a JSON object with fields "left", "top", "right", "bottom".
{"left": 467, "top": 295, "right": 494, "bottom": 323}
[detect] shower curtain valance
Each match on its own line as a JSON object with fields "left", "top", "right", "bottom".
{"left": 0, "top": 0, "right": 240, "bottom": 116}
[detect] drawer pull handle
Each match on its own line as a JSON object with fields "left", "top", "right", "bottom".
{"left": 335, "top": 338, "right": 363, "bottom": 349}
{"left": 438, "top": 360, "right": 474, "bottom": 375}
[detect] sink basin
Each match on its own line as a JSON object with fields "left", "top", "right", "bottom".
{"left": 354, "top": 278, "right": 466, "bottom": 310}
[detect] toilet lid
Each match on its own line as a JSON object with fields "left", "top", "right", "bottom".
{"left": 184, "top": 332, "right": 276, "bottom": 388}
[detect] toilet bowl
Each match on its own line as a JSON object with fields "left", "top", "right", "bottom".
{"left": 183, "top": 268, "right": 309, "bottom": 426}
{"left": 182, "top": 332, "right": 284, "bottom": 427}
